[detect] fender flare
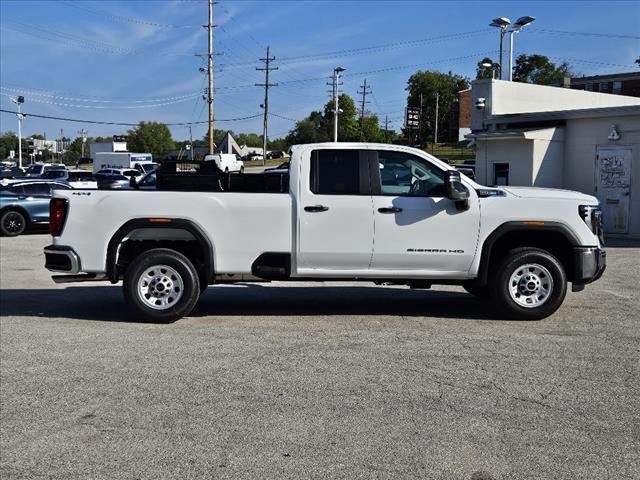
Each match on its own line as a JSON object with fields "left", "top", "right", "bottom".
{"left": 106, "top": 218, "right": 214, "bottom": 283}
{"left": 476, "top": 221, "right": 581, "bottom": 285}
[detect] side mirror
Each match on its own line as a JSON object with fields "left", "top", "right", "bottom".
{"left": 129, "top": 176, "right": 138, "bottom": 189}
{"left": 444, "top": 170, "right": 470, "bottom": 211}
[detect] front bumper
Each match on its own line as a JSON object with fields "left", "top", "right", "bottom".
{"left": 44, "top": 245, "right": 80, "bottom": 273}
{"left": 573, "top": 247, "right": 606, "bottom": 286}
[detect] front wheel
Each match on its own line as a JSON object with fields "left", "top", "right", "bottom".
{"left": 1, "top": 210, "right": 27, "bottom": 237}
{"left": 123, "top": 248, "right": 200, "bottom": 322}
{"left": 490, "top": 247, "right": 567, "bottom": 320}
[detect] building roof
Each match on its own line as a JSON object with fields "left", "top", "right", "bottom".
{"left": 467, "top": 126, "right": 564, "bottom": 141}
{"left": 486, "top": 104, "right": 640, "bottom": 125}
{"left": 571, "top": 72, "right": 640, "bottom": 83}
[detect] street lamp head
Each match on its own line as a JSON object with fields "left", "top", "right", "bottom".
{"left": 335, "top": 67, "right": 346, "bottom": 73}
{"left": 481, "top": 61, "right": 494, "bottom": 68}
{"left": 513, "top": 15, "right": 535, "bottom": 29}
{"left": 489, "top": 17, "right": 511, "bottom": 28}
{"left": 10, "top": 96, "right": 25, "bottom": 105}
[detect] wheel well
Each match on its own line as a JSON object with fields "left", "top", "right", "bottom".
{"left": 107, "top": 221, "right": 214, "bottom": 285}
{"left": 480, "top": 229, "right": 576, "bottom": 284}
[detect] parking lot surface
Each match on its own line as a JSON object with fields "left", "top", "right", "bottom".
{"left": 1, "top": 234, "right": 639, "bottom": 479}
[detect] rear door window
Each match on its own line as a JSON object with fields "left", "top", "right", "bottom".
{"left": 310, "top": 149, "right": 366, "bottom": 195}
{"left": 22, "top": 183, "right": 51, "bottom": 195}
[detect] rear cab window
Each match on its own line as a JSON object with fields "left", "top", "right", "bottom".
{"left": 309, "top": 149, "right": 369, "bottom": 195}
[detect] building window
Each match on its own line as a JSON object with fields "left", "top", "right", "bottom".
{"left": 493, "top": 163, "right": 510, "bottom": 186}
{"left": 585, "top": 83, "right": 593, "bottom": 91}
{"left": 613, "top": 81, "right": 622, "bottom": 94}
{"left": 599, "top": 82, "right": 608, "bottom": 93}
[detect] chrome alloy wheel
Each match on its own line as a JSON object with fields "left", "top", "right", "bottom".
{"left": 137, "top": 265, "right": 184, "bottom": 310}
{"left": 508, "top": 263, "right": 554, "bottom": 308}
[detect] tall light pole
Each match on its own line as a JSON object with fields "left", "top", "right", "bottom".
{"left": 489, "top": 17, "right": 510, "bottom": 80}
{"left": 10, "top": 96, "right": 24, "bottom": 168}
{"left": 490, "top": 16, "right": 535, "bottom": 81}
{"left": 332, "top": 67, "right": 345, "bottom": 142}
{"left": 508, "top": 16, "right": 536, "bottom": 82}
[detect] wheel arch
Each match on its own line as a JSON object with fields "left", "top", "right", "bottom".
{"left": 0, "top": 204, "right": 32, "bottom": 223}
{"left": 106, "top": 218, "right": 215, "bottom": 285}
{"left": 477, "top": 221, "right": 580, "bottom": 286}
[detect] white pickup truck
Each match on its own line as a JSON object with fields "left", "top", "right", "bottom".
{"left": 44, "top": 143, "right": 606, "bottom": 322}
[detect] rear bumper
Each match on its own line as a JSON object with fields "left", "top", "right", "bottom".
{"left": 573, "top": 247, "right": 606, "bottom": 286}
{"left": 44, "top": 245, "right": 80, "bottom": 273}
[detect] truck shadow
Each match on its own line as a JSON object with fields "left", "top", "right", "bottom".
{"left": 0, "top": 284, "right": 498, "bottom": 323}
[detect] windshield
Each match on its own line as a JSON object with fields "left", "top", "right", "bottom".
{"left": 122, "top": 170, "right": 142, "bottom": 178}
{"left": 25, "top": 165, "right": 42, "bottom": 174}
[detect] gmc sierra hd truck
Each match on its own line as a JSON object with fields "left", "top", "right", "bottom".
{"left": 44, "top": 143, "right": 605, "bottom": 322}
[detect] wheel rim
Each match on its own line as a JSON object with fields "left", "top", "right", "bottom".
{"left": 508, "top": 263, "right": 554, "bottom": 308}
{"left": 3, "top": 212, "right": 24, "bottom": 234}
{"left": 137, "top": 265, "right": 184, "bottom": 310}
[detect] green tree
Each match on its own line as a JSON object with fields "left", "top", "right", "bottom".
{"left": 0, "top": 131, "right": 18, "bottom": 160}
{"left": 286, "top": 110, "right": 328, "bottom": 145}
{"left": 235, "top": 132, "right": 263, "bottom": 147}
{"left": 512, "top": 54, "right": 572, "bottom": 85}
{"left": 475, "top": 57, "right": 497, "bottom": 80}
{"left": 360, "top": 114, "right": 383, "bottom": 142}
{"left": 321, "top": 94, "right": 359, "bottom": 141}
{"left": 127, "top": 121, "right": 174, "bottom": 157}
{"left": 406, "top": 70, "right": 469, "bottom": 144}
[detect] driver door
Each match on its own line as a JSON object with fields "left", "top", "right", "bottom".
{"left": 370, "top": 150, "right": 480, "bottom": 276}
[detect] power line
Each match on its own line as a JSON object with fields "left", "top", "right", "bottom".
{"left": 56, "top": 0, "right": 200, "bottom": 28}
{"left": 0, "top": 109, "right": 263, "bottom": 126}
{"left": 529, "top": 28, "right": 640, "bottom": 40}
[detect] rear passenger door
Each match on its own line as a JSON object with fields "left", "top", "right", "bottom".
{"left": 296, "top": 148, "right": 374, "bottom": 273}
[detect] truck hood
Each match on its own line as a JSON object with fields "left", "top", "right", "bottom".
{"left": 502, "top": 186, "right": 597, "bottom": 203}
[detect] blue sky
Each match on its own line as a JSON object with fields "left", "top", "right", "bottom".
{"left": 1, "top": 0, "right": 639, "bottom": 141}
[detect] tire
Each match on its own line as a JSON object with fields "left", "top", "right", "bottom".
{"left": 123, "top": 248, "right": 200, "bottom": 322}
{"left": 489, "top": 247, "right": 567, "bottom": 320}
{"left": 0, "top": 210, "right": 27, "bottom": 237}
{"left": 463, "top": 284, "right": 490, "bottom": 299}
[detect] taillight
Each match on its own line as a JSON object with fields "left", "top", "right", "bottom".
{"left": 49, "top": 198, "right": 68, "bottom": 236}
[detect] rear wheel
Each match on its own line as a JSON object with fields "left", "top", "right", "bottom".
{"left": 123, "top": 248, "right": 200, "bottom": 322}
{"left": 490, "top": 247, "right": 567, "bottom": 320}
{"left": 0, "top": 210, "right": 27, "bottom": 237}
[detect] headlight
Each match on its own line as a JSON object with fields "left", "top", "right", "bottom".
{"left": 579, "top": 205, "right": 604, "bottom": 244}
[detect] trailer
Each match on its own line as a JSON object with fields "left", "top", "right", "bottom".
{"left": 93, "top": 152, "right": 155, "bottom": 174}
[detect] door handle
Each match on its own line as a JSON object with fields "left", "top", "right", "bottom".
{"left": 378, "top": 207, "right": 402, "bottom": 213}
{"left": 304, "top": 205, "right": 329, "bottom": 212}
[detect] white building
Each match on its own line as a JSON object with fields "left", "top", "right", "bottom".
{"left": 467, "top": 79, "right": 640, "bottom": 238}
{"left": 89, "top": 135, "right": 129, "bottom": 159}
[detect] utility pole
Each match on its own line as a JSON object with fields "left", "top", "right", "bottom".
{"left": 10, "top": 96, "right": 24, "bottom": 168}
{"left": 328, "top": 67, "right": 346, "bottom": 142}
{"left": 207, "top": 0, "right": 215, "bottom": 156}
{"left": 357, "top": 79, "right": 371, "bottom": 140}
{"left": 434, "top": 92, "right": 439, "bottom": 145}
{"left": 78, "top": 128, "right": 88, "bottom": 158}
{"left": 189, "top": 125, "right": 194, "bottom": 161}
{"left": 60, "top": 128, "right": 64, "bottom": 162}
{"left": 384, "top": 115, "right": 389, "bottom": 143}
{"left": 418, "top": 92, "right": 423, "bottom": 147}
{"left": 256, "top": 46, "right": 277, "bottom": 166}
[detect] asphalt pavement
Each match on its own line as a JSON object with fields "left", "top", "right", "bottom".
{"left": 1, "top": 234, "right": 638, "bottom": 479}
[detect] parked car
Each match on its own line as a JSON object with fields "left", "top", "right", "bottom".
{"left": 40, "top": 169, "right": 97, "bottom": 188}
{"left": 264, "top": 161, "right": 290, "bottom": 174}
{"left": 455, "top": 166, "right": 476, "bottom": 180}
{"left": 204, "top": 154, "right": 244, "bottom": 173}
{"left": 243, "top": 152, "right": 264, "bottom": 162}
{"left": 0, "top": 166, "right": 26, "bottom": 179}
{"left": 0, "top": 180, "right": 71, "bottom": 236}
{"left": 44, "top": 142, "right": 605, "bottom": 322}
{"left": 268, "top": 151, "right": 285, "bottom": 159}
{"left": 23, "top": 163, "right": 66, "bottom": 178}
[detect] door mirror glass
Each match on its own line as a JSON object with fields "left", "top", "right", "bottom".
{"left": 444, "top": 170, "right": 469, "bottom": 210}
